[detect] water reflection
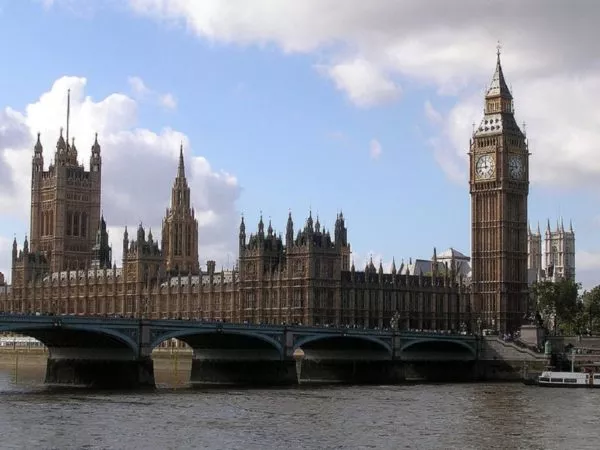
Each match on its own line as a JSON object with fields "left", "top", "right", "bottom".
{"left": 0, "top": 355, "right": 599, "bottom": 449}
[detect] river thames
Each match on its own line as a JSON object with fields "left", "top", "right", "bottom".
{"left": 0, "top": 359, "right": 598, "bottom": 450}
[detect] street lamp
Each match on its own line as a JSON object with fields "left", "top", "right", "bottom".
{"left": 476, "top": 316, "right": 483, "bottom": 337}
{"left": 142, "top": 296, "right": 150, "bottom": 320}
{"left": 390, "top": 310, "right": 400, "bottom": 331}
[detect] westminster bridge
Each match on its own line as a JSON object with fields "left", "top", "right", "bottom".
{"left": 0, "top": 314, "right": 484, "bottom": 388}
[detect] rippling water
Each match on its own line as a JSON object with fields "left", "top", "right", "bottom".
{"left": 0, "top": 357, "right": 598, "bottom": 449}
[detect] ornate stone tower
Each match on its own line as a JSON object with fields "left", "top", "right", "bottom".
{"left": 469, "top": 50, "right": 529, "bottom": 333}
{"left": 161, "top": 145, "right": 200, "bottom": 276}
{"left": 544, "top": 218, "right": 575, "bottom": 281}
{"left": 91, "top": 215, "right": 112, "bottom": 269}
{"left": 29, "top": 90, "right": 102, "bottom": 273}
{"left": 527, "top": 223, "right": 542, "bottom": 277}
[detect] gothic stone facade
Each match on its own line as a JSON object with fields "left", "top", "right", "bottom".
{"left": 527, "top": 219, "right": 575, "bottom": 283}
{"left": 0, "top": 213, "right": 470, "bottom": 330}
{"left": 0, "top": 124, "right": 469, "bottom": 329}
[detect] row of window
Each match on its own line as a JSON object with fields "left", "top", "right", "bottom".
{"left": 41, "top": 210, "right": 54, "bottom": 236}
{"left": 66, "top": 211, "right": 88, "bottom": 237}
{"left": 171, "top": 223, "right": 194, "bottom": 257}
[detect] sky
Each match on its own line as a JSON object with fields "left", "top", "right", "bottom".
{"left": 1, "top": 0, "right": 600, "bottom": 288}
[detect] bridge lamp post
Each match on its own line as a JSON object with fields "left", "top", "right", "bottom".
{"left": 476, "top": 316, "right": 483, "bottom": 337}
{"left": 390, "top": 310, "right": 400, "bottom": 331}
{"left": 142, "top": 297, "right": 149, "bottom": 320}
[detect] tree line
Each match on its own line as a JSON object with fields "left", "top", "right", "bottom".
{"left": 530, "top": 279, "right": 600, "bottom": 335}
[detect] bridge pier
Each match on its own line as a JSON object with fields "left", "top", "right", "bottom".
{"left": 190, "top": 359, "right": 297, "bottom": 385}
{"left": 403, "top": 361, "right": 478, "bottom": 382}
{"left": 44, "top": 347, "right": 155, "bottom": 389}
{"left": 45, "top": 357, "right": 155, "bottom": 389}
{"left": 298, "top": 360, "right": 405, "bottom": 385}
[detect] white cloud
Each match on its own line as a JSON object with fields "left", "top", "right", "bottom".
{"left": 424, "top": 100, "right": 443, "bottom": 124}
{"left": 325, "top": 59, "right": 401, "bottom": 108}
{"left": 113, "top": 0, "right": 600, "bottom": 187}
{"left": 369, "top": 138, "right": 382, "bottom": 160}
{"left": 159, "top": 93, "right": 177, "bottom": 110}
{"left": 0, "top": 236, "right": 10, "bottom": 282}
{"left": 127, "top": 75, "right": 177, "bottom": 111}
{"left": 0, "top": 76, "right": 240, "bottom": 279}
{"left": 433, "top": 74, "right": 600, "bottom": 187}
{"left": 128, "top": 76, "right": 150, "bottom": 96}
{"left": 35, "top": 0, "right": 600, "bottom": 277}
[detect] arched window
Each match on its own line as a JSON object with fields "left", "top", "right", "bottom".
{"left": 73, "top": 212, "right": 79, "bottom": 237}
{"left": 66, "top": 212, "right": 73, "bottom": 236}
{"left": 186, "top": 225, "right": 192, "bottom": 256}
{"left": 81, "top": 212, "right": 87, "bottom": 237}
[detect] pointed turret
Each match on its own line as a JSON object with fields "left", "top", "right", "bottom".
{"left": 162, "top": 141, "right": 199, "bottom": 275}
{"left": 485, "top": 47, "right": 512, "bottom": 100}
{"left": 474, "top": 46, "right": 522, "bottom": 138}
{"left": 32, "top": 132, "right": 44, "bottom": 173}
{"left": 177, "top": 142, "right": 186, "bottom": 179}
{"left": 238, "top": 215, "right": 246, "bottom": 251}
{"left": 267, "top": 218, "right": 273, "bottom": 237}
{"left": 569, "top": 219, "right": 574, "bottom": 233}
{"left": 258, "top": 213, "right": 264, "bottom": 237}
{"left": 90, "top": 133, "right": 102, "bottom": 173}
{"left": 91, "top": 133, "right": 101, "bottom": 154}
{"left": 137, "top": 223, "right": 145, "bottom": 243}
{"left": 12, "top": 236, "right": 17, "bottom": 261}
{"left": 34, "top": 132, "right": 43, "bottom": 155}
{"left": 306, "top": 210, "right": 314, "bottom": 233}
{"left": 92, "top": 215, "right": 111, "bottom": 269}
{"left": 56, "top": 127, "right": 67, "bottom": 152}
{"left": 286, "top": 211, "right": 294, "bottom": 247}
{"left": 391, "top": 258, "right": 397, "bottom": 275}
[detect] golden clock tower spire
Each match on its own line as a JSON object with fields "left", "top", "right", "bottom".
{"left": 469, "top": 49, "right": 529, "bottom": 333}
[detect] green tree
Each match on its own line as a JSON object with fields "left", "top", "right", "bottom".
{"left": 531, "top": 279, "right": 581, "bottom": 334}
{"left": 581, "top": 286, "right": 600, "bottom": 334}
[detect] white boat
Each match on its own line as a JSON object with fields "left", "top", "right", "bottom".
{"left": 537, "top": 370, "right": 600, "bottom": 388}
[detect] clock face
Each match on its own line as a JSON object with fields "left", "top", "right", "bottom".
{"left": 508, "top": 155, "right": 524, "bottom": 180}
{"left": 475, "top": 154, "right": 495, "bottom": 180}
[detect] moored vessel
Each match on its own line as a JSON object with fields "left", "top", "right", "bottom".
{"left": 536, "top": 370, "right": 600, "bottom": 388}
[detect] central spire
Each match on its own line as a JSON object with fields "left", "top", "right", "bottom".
{"left": 177, "top": 142, "right": 186, "bottom": 179}
{"left": 66, "top": 89, "right": 71, "bottom": 147}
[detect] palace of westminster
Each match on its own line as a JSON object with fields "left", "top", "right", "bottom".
{"left": 0, "top": 52, "right": 576, "bottom": 333}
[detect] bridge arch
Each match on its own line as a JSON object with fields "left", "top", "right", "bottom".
{"left": 149, "top": 329, "right": 284, "bottom": 358}
{"left": 294, "top": 334, "right": 393, "bottom": 357}
{"left": 400, "top": 338, "right": 476, "bottom": 360}
{"left": 0, "top": 322, "right": 139, "bottom": 354}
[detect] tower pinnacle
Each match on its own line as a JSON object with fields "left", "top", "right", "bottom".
{"left": 66, "top": 89, "right": 71, "bottom": 147}
{"left": 177, "top": 142, "right": 186, "bottom": 179}
{"left": 486, "top": 46, "right": 512, "bottom": 100}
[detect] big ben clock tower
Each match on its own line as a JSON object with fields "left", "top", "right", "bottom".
{"left": 470, "top": 48, "right": 529, "bottom": 333}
